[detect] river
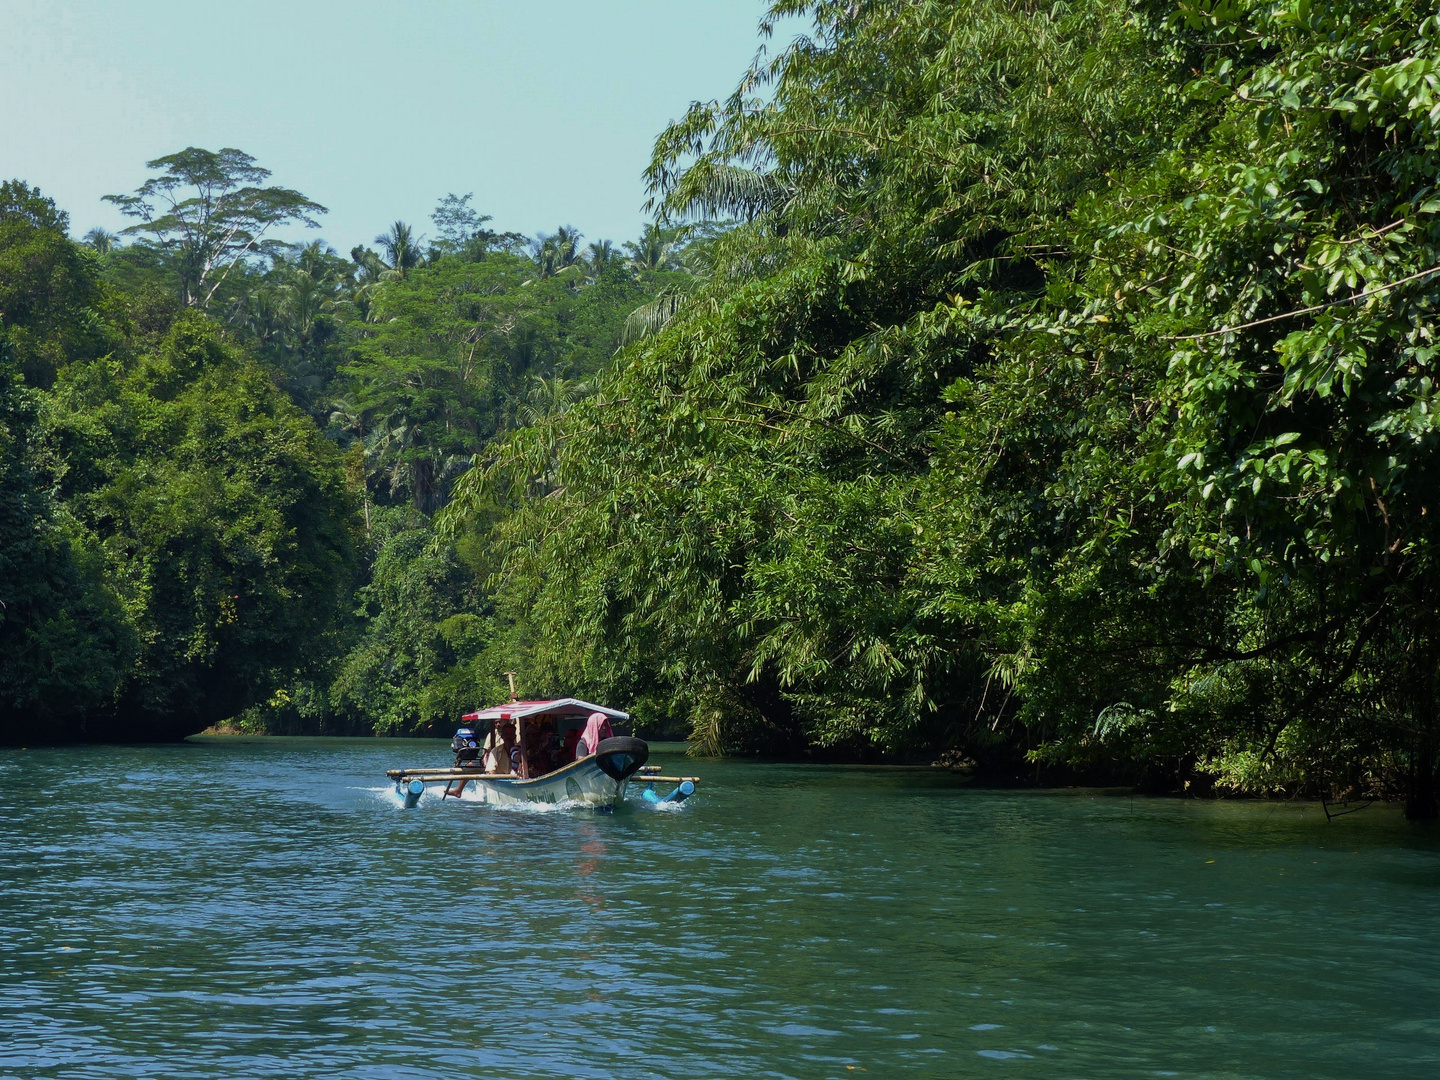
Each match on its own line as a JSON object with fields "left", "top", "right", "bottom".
{"left": 1, "top": 737, "right": 1436, "bottom": 1079}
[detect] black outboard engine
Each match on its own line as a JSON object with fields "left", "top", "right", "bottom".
{"left": 451, "top": 726, "right": 484, "bottom": 766}
{"left": 594, "top": 736, "right": 649, "bottom": 782}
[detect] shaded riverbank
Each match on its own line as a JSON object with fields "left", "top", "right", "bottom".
{"left": 2, "top": 737, "right": 1437, "bottom": 1078}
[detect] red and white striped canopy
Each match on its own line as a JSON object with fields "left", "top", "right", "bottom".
{"left": 460, "top": 698, "right": 629, "bottom": 723}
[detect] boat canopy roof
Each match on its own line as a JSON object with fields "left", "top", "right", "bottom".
{"left": 461, "top": 698, "right": 630, "bottom": 723}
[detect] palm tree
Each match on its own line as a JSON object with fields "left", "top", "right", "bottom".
{"left": 622, "top": 287, "right": 693, "bottom": 345}
{"left": 82, "top": 227, "right": 121, "bottom": 253}
{"left": 325, "top": 398, "right": 373, "bottom": 531}
{"left": 360, "top": 416, "right": 470, "bottom": 515}
{"left": 586, "top": 239, "right": 616, "bottom": 278}
{"left": 240, "top": 287, "right": 288, "bottom": 352}
{"left": 659, "top": 162, "right": 793, "bottom": 223}
{"left": 531, "top": 226, "right": 584, "bottom": 280}
{"left": 374, "top": 221, "right": 423, "bottom": 279}
{"left": 516, "top": 365, "right": 593, "bottom": 426}
{"left": 618, "top": 223, "right": 718, "bottom": 343}
{"left": 326, "top": 396, "right": 371, "bottom": 444}
{"left": 623, "top": 222, "right": 689, "bottom": 273}
{"left": 295, "top": 240, "right": 339, "bottom": 282}
{"left": 348, "top": 244, "right": 393, "bottom": 321}
{"left": 283, "top": 270, "right": 329, "bottom": 344}
{"left": 350, "top": 244, "right": 387, "bottom": 285}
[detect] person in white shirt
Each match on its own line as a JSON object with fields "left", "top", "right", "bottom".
{"left": 484, "top": 721, "right": 517, "bottom": 775}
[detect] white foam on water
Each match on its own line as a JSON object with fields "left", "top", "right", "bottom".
{"left": 640, "top": 797, "right": 692, "bottom": 813}
{"left": 357, "top": 784, "right": 421, "bottom": 810}
{"left": 359, "top": 780, "right": 688, "bottom": 815}
{"left": 487, "top": 796, "right": 614, "bottom": 814}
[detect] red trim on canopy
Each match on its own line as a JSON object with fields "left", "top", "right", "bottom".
{"left": 459, "top": 697, "right": 629, "bottom": 723}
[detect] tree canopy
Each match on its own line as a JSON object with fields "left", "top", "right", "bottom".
{"left": 2, "top": 142, "right": 708, "bottom": 744}
{"left": 105, "top": 147, "right": 326, "bottom": 308}
{"left": 1, "top": 185, "right": 355, "bottom": 740}
{"left": 437, "top": 0, "right": 1440, "bottom": 815}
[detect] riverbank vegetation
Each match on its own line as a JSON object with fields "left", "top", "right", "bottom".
{"left": 4, "top": 0, "right": 1440, "bottom": 815}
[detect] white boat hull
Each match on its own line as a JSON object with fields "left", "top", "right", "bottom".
{"left": 447, "top": 756, "right": 629, "bottom": 808}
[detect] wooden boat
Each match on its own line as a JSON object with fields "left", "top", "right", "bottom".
{"left": 385, "top": 697, "right": 698, "bottom": 810}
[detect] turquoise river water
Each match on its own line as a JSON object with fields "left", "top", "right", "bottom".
{"left": 1, "top": 737, "right": 1437, "bottom": 1079}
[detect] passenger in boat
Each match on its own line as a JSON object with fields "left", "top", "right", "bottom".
{"left": 524, "top": 718, "right": 559, "bottom": 776}
{"left": 576, "top": 711, "right": 613, "bottom": 757}
{"left": 561, "top": 725, "right": 582, "bottom": 762}
{"left": 485, "top": 721, "right": 517, "bottom": 775}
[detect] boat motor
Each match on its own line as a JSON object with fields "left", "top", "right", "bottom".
{"left": 451, "top": 726, "right": 485, "bottom": 766}
{"left": 593, "top": 736, "right": 649, "bottom": 782}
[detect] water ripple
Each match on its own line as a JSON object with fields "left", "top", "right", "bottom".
{"left": 1, "top": 740, "right": 1437, "bottom": 1079}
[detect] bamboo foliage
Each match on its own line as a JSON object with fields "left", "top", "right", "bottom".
{"left": 441, "top": 0, "right": 1440, "bottom": 812}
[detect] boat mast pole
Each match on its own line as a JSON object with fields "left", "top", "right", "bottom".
{"left": 504, "top": 673, "right": 527, "bottom": 778}
{"left": 517, "top": 721, "right": 530, "bottom": 779}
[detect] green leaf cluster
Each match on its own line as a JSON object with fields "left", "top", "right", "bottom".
{"left": 39, "top": 313, "right": 357, "bottom": 738}
{"left": 2, "top": 185, "right": 358, "bottom": 741}
{"left": 443, "top": 0, "right": 1440, "bottom": 813}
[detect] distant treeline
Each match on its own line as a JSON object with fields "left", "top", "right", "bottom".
{"left": 0, "top": 164, "right": 704, "bottom": 743}
{"left": 4, "top": 0, "right": 1440, "bottom": 817}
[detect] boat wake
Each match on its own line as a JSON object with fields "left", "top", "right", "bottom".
{"left": 637, "top": 794, "right": 692, "bottom": 813}
{"left": 366, "top": 780, "right": 693, "bottom": 814}
{"left": 485, "top": 797, "right": 595, "bottom": 814}
{"left": 359, "top": 784, "right": 421, "bottom": 810}
{"left": 369, "top": 782, "right": 594, "bottom": 813}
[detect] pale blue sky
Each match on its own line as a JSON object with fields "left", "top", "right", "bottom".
{"left": 1, "top": 1, "right": 793, "bottom": 251}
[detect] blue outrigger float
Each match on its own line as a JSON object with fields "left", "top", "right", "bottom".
{"left": 386, "top": 697, "right": 698, "bottom": 810}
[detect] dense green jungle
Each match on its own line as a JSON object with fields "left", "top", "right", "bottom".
{"left": 3, "top": 0, "right": 1440, "bottom": 816}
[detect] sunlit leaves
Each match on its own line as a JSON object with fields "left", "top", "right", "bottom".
{"left": 104, "top": 147, "right": 326, "bottom": 309}
{"left": 436, "top": 0, "right": 1440, "bottom": 806}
